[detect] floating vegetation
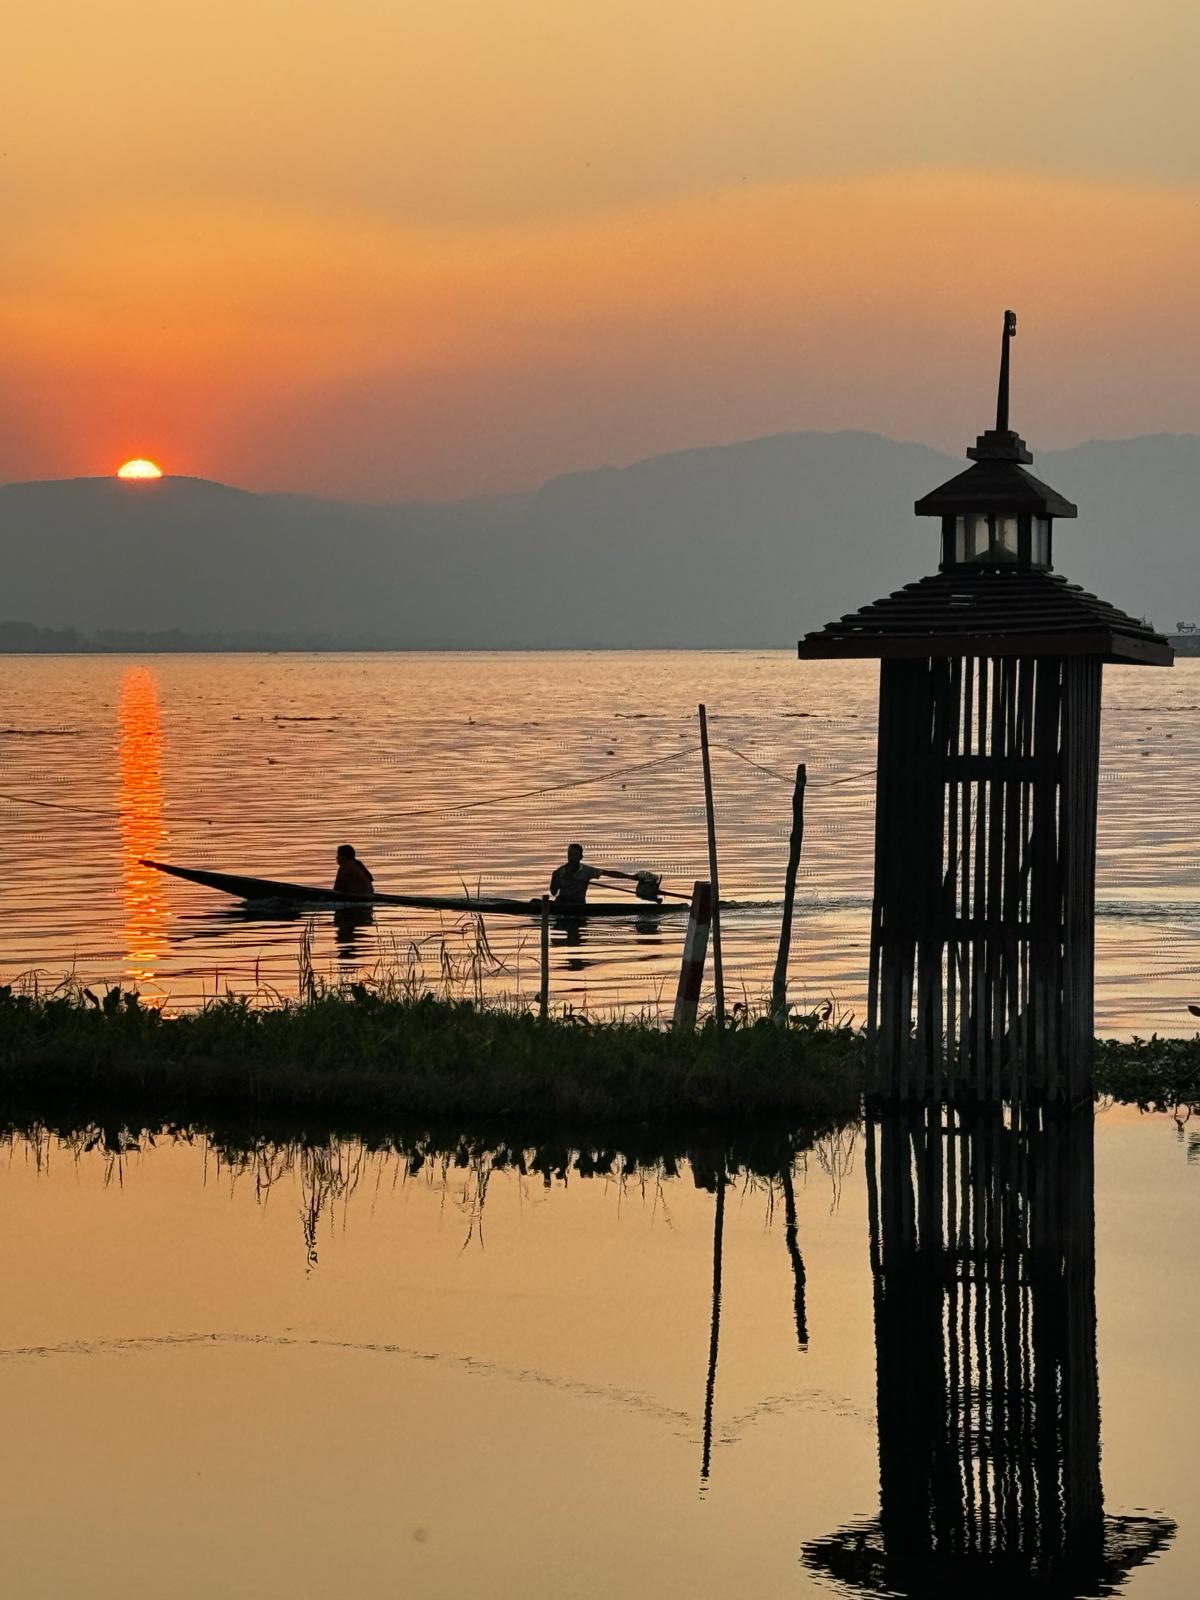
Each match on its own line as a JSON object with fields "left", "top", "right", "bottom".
{"left": 0, "top": 978, "right": 865, "bottom": 1131}
{"left": 0, "top": 969, "right": 1193, "bottom": 1130}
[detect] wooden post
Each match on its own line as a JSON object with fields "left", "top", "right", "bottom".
{"left": 698, "top": 704, "right": 725, "bottom": 1027}
{"left": 771, "top": 762, "right": 807, "bottom": 1025}
{"left": 673, "top": 880, "right": 712, "bottom": 1031}
{"left": 538, "top": 894, "right": 550, "bottom": 1020}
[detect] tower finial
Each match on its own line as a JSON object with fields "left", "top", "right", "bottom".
{"left": 967, "top": 310, "right": 1030, "bottom": 462}
{"left": 996, "top": 309, "right": 1017, "bottom": 432}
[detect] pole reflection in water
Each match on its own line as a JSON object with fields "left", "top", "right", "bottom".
{"left": 696, "top": 1148, "right": 810, "bottom": 1487}
{"left": 700, "top": 1171, "right": 725, "bottom": 1486}
{"left": 805, "top": 1104, "right": 1174, "bottom": 1597}
{"left": 780, "top": 1161, "right": 809, "bottom": 1351}
{"left": 117, "top": 666, "right": 166, "bottom": 988}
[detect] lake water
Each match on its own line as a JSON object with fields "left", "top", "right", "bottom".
{"left": 3, "top": 651, "right": 1196, "bottom": 1597}
{"left": 0, "top": 1107, "right": 1191, "bottom": 1598}
{"left": 2, "top": 651, "right": 1200, "bottom": 1033}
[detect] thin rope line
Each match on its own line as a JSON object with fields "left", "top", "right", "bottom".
{"left": 0, "top": 791, "right": 121, "bottom": 817}
{"left": 715, "top": 743, "right": 793, "bottom": 783}
{"left": 0, "top": 745, "right": 701, "bottom": 825}
{"left": 715, "top": 742, "right": 876, "bottom": 788}
{"left": 390, "top": 745, "right": 701, "bottom": 817}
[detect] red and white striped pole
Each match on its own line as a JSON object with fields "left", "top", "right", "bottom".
{"left": 673, "top": 880, "right": 713, "bottom": 1031}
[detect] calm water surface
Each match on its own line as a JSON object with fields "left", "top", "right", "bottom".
{"left": 2, "top": 651, "right": 1199, "bottom": 1033}
{"left": 3, "top": 652, "right": 1195, "bottom": 1597}
{"left": 0, "top": 1110, "right": 1191, "bottom": 1598}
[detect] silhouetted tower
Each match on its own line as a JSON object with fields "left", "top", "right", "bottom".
{"left": 797, "top": 314, "right": 1173, "bottom": 1101}
{"left": 802, "top": 1105, "right": 1175, "bottom": 1594}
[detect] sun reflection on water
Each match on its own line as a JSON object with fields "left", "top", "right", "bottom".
{"left": 118, "top": 666, "right": 166, "bottom": 988}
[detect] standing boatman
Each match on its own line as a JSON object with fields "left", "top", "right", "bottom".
{"left": 550, "top": 843, "right": 603, "bottom": 906}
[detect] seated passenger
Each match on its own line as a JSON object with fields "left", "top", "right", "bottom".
{"left": 550, "top": 842, "right": 603, "bottom": 905}
{"left": 333, "top": 843, "right": 374, "bottom": 897}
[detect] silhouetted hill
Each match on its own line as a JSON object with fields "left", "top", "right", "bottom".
{"left": 2, "top": 434, "right": 1197, "bottom": 646}
{"left": 1037, "top": 435, "right": 1200, "bottom": 631}
{"left": 0, "top": 476, "right": 528, "bottom": 647}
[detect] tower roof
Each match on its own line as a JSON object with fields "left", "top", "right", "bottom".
{"left": 914, "top": 458, "right": 1077, "bottom": 519}
{"left": 796, "top": 568, "right": 1172, "bottom": 664}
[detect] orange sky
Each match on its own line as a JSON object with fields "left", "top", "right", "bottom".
{"left": 4, "top": 1, "right": 1199, "bottom": 498}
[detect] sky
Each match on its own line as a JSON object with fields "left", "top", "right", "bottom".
{"left": 4, "top": 0, "right": 1199, "bottom": 499}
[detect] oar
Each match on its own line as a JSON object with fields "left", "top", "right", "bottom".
{"left": 597, "top": 869, "right": 693, "bottom": 904}
{"left": 596, "top": 878, "right": 692, "bottom": 905}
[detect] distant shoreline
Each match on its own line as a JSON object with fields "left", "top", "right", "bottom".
{"left": 0, "top": 622, "right": 790, "bottom": 654}
{"left": 0, "top": 643, "right": 789, "bottom": 654}
{"left": 4, "top": 624, "right": 1196, "bottom": 649}
{"left": 3, "top": 625, "right": 1196, "bottom": 656}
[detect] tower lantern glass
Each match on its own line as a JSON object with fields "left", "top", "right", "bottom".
{"left": 946, "top": 510, "right": 1051, "bottom": 568}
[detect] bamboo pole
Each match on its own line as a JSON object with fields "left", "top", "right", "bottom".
{"left": 771, "top": 763, "right": 807, "bottom": 1025}
{"left": 538, "top": 894, "right": 550, "bottom": 1020}
{"left": 698, "top": 704, "right": 725, "bottom": 1028}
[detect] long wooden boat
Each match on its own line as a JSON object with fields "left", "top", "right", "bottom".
{"left": 140, "top": 859, "right": 688, "bottom": 918}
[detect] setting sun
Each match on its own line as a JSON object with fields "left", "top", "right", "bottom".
{"left": 116, "top": 458, "right": 163, "bottom": 480}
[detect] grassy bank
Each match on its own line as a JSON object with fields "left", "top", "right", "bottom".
{"left": 0, "top": 984, "right": 866, "bottom": 1129}
{"left": 2, "top": 984, "right": 1196, "bottom": 1130}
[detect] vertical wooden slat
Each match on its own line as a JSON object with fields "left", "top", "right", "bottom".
{"left": 897, "top": 666, "right": 920, "bottom": 1096}
{"left": 867, "top": 664, "right": 889, "bottom": 1085}
{"left": 959, "top": 658, "right": 975, "bottom": 1100}
{"left": 1029, "top": 658, "right": 1061, "bottom": 1094}
{"left": 985, "top": 658, "right": 1006, "bottom": 1100}
{"left": 944, "top": 657, "right": 963, "bottom": 1096}
{"left": 972, "top": 657, "right": 990, "bottom": 1097}
{"left": 944, "top": 1108, "right": 964, "bottom": 1524}
{"left": 1000, "top": 658, "right": 1023, "bottom": 1096}
{"left": 915, "top": 659, "right": 950, "bottom": 1095}
{"left": 1059, "top": 659, "right": 1101, "bottom": 1104}
{"left": 1017, "top": 657, "right": 1036, "bottom": 1090}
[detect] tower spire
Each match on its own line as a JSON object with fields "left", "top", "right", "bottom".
{"left": 996, "top": 309, "right": 1017, "bottom": 432}
{"left": 967, "top": 309, "right": 1030, "bottom": 463}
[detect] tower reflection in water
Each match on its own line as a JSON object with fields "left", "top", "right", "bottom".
{"left": 117, "top": 666, "right": 166, "bottom": 988}
{"left": 805, "top": 1105, "right": 1174, "bottom": 1597}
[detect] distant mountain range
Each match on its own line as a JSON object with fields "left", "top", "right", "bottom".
{"left": 2, "top": 432, "right": 1198, "bottom": 648}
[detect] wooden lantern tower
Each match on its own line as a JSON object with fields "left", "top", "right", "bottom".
{"left": 798, "top": 314, "right": 1172, "bottom": 1103}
